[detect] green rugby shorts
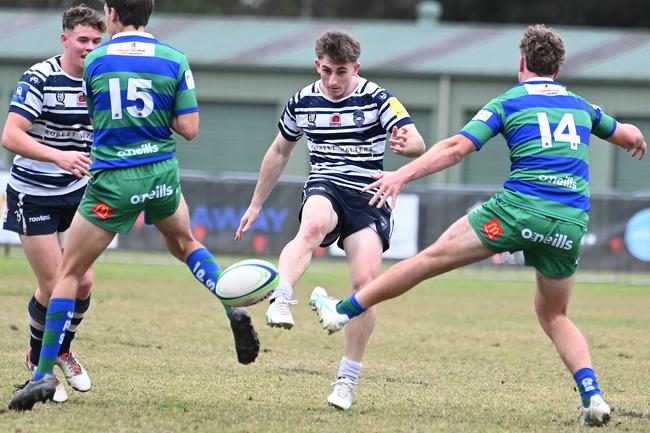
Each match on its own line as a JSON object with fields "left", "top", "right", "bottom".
{"left": 78, "top": 158, "right": 181, "bottom": 234}
{"left": 467, "top": 194, "right": 586, "bottom": 279}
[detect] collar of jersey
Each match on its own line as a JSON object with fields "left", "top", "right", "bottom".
{"left": 111, "top": 31, "right": 155, "bottom": 40}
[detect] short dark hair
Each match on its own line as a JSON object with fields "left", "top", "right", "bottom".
{"left": 315, "top": 30, "right": 361, "bottom": 64}
{"left": 62, "top": 4, "right": 105, "bottom": 33}
{"left": 519, "top": 24, "right": 565, "bottom": 76}
{"left": 104, "top": 0, "right": 154, "bottom": 28}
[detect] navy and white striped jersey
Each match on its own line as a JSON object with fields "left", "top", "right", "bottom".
{"left": 8, "top": 55, "right": 92, "bottom": 196}
{"left": 278, "top": 77, "right": 413, "bottom": 193}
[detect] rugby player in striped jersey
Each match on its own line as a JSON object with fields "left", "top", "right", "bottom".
{"left": 236, "top": 30, "right": 426, "bottom": 410}
{"left": 3, "top": 4, "right": 105, "bottom": 404}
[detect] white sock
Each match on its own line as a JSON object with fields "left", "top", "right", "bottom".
{"left": 271, "top": 279, "right": 293, "bottom": 300}
{"left": 337, "top": 356, "right": 362, "bottom": 382}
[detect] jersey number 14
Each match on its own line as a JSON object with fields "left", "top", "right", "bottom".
{"left": 536, "top": 112, "right": 580, "bottom": 150}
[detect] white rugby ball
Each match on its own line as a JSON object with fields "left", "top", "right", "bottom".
{"left": 215, "top": 259, "right": 279, "bottom": 307}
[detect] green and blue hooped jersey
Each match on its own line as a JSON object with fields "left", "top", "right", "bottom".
{"left": 460, "top": 78, "right": 617, "bottom": 228}
{"left": 83, "top": 32, "right": 198, "bottom": 170}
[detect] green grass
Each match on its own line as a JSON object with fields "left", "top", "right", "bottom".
{"left": 1, "top": 253, "right": 649, "bottom": 432}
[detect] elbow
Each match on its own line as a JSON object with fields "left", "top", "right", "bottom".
{"left": 182, "top": 128, "right": 198, "bottom": 141}
{"left": 448, "top": 147, "right": 467, "bottom": 166}
{"left": 416, "top": 139, "right": 427, "bottom": 156}
{"left": 177, "top": 123, "right": 199, "bottom": 141}
{"left": 1, "top": 132, "right": 15, "bottom": 152}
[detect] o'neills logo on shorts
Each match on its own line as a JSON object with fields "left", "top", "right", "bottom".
{"left": 482, "top": 217, "right": 503, "bottom": 241}
{"left": 92, "top": 202, "right": 113, "bottom": 220}
{"left": 521, "top": 228, "right": 574, "bottom": 250}
{"left": 130, "top": 184, "right": 174, "bottom": 204}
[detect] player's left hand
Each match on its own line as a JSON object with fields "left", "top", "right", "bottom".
{"left": 363, "top": 170, "right": 407, "bottom": 208}
{"left": 235, "top": 204, "right": 261, "bottom": 241}
{"left": 628, "top": 136, "right": 647, "bottom": 160}
{"left": 389, "top": 126, "right": 409, "bottom": 156}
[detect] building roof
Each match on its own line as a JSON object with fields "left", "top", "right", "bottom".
{"left": 1, "top": 9, "right": 649, "bottom": 82}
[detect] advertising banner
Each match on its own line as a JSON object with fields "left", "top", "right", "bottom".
{"left": 96, "top": 175, "right": 650, "bottom": 272}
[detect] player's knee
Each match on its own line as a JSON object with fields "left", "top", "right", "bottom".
{"left": 297, "top": 220, "right": 329, "bottom": 244}
{"left": 350, "top": 275, "right": 374, "bottom": 293}
{"left": 77, "top": 269, "right": 94, "bottom": 298}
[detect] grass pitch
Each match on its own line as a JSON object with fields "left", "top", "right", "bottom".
{"left": 1, "top": 252, "right": 649, "bottom": 432}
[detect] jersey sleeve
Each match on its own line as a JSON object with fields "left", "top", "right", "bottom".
{"left": 8, "top": 68, "right": 45, "bottom": 123}
{"left": 458, "top": 98, "right": 504, "bottom": 150}
{"left": 374, "top": 88, "right": 412, "bottom": 131}
{"left": 175, "top": 56, "right": 199, "bottom": 115}
{"left": 277, "top": 91, "right": 303, "bottom": 142}
{"left": 589, "top": 103, "right": 617, "bottom": 139}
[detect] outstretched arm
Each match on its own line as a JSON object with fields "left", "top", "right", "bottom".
{"left": 1, "top": 113, "right": 91, "bottom": 178}
{"left": 364, "top": 133, "right": 477, "bottom": 208}
{"left": 235, "top": 132, "right": 297, "bottom": 240}
{"left": 607, "top": 123, "right": 647, "bottom": 160}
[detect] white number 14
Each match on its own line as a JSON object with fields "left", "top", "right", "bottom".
{"left": 536, "top": 112, "right": 580, "bottom": 150}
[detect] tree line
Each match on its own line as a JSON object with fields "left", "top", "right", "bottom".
{"left": 1, "top": 0, "right": 649, "bottom": 29}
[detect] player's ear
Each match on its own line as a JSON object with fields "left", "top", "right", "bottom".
{"left": 353, "top": 62, "right": 360, "bottom": 75}
{"left": 315, "top": 59, "right": 321, "bottom": 72}
{"left": 518, "top": 56, "right": 525, "bottom": 73}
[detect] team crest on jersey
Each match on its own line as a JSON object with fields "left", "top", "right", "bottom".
{"left": 55, "top": 92, "right": 66, "bottom": 107}
{"left": 12, "top": 83, "right": 29, "bottom": 104}
{"left": 92, "top": 202, "right": 113, "bottom": 220}
{"left": 307, "top": 113, "right": 317, "bottom": 127}
{"left": 77, "top": 92, "right": 86, "bottom": 107}
{"left": 330, "top": 113, "right": 341, "bottom": 127}
{"left": 482, "top": 217, "right": 503, "bottom": 241}
{"left": 353, "top": 109, "right": 365, "bottom": 127}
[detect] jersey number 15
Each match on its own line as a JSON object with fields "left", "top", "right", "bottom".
{"left": 108, "top": 77, "right": 154, "bottom": 120}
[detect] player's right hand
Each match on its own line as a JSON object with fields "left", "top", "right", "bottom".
{"left": 235, "top": 205, "right": 261, "bottom": 240}
{"left": 56, "top": 151, "right": 91, "bottom": 179}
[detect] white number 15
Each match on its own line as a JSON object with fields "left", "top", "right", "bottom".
{"left": 108, "top": 77, "right": 154, "bottom": 120}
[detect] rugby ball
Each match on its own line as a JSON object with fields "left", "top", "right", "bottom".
{"left": 215, "top": 259, "right": 279, "bottom": 307}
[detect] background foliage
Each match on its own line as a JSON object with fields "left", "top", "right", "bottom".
{"left": 1, "top": 0, "right": 649, "bottom": 28}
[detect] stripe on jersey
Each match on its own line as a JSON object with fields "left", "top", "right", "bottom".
{"left": 505, "top": 123, "right": 591, "bottom": 148}
{"left": 511, "top": 155, "right": 589, "bottom": 181}
{"left": 504, "top": 179, "right": 590, "bottom": 211}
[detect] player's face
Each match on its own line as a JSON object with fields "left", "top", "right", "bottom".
{"left": 61, "top": 25, "right": 103, "bottom": 75}
{"left": 316, "top": 56, "right": 360, "bottom": 100}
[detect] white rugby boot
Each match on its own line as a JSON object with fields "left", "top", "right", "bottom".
{"left": 579, "top": 394, "right": 611, "bottom": 427}
{"left": 55, "top": 352, "right": 92, "bottom": 392}
{"left": 265, "top": 296, "right": 297, "bottom": 329}
{"left": 309, "top": 287, "right": 349, "bottom": 334}
{"left": 327, "top": 377, "right": 357, "bottom": 410}
{"left": 24, "top": 351, "right": 68, "bottom": 403}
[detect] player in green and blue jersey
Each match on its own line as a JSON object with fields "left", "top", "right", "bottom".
{"left": 9, "top": 0, "right": 258, "bottom": 411}
{"left": 310, "top": 24, "right": 647, "bottom": 426}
